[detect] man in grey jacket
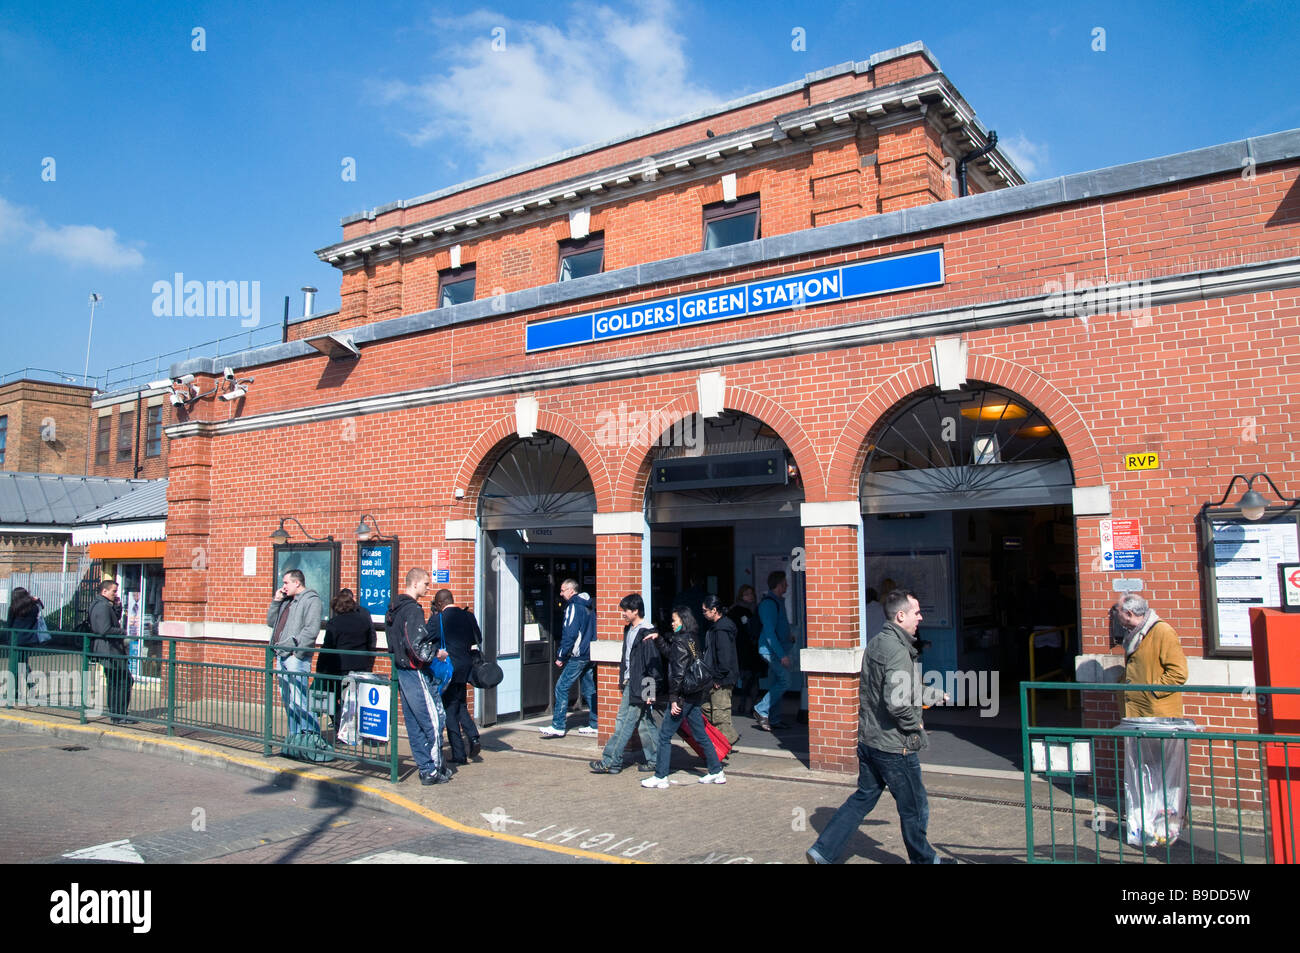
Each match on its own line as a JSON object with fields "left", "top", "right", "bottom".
{"left": 90, "top": 579, "right": 134, "bottom": 725}
{"left": 266, "top": 569, "right": 322, "bottom": 739}
{"left": 806, "top": 589, "right": 940, "bottom": 864}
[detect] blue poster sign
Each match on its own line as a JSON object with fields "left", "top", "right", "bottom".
{"left": 525, "top": 247, "right": 943, "bottom": 353}
{"left": 357, "top": 542, "right": 395, "bottom": 621}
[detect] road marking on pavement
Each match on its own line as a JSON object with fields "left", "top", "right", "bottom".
{"left": 349, "top": 850, "right": 467, "bottom": 864}
{"left": 0, "top": 712, "right": 640, "bottom": 864}
{"left": 62, "top": 839, "right": 144, "bottom": 863}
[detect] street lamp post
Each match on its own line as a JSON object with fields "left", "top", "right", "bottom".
{"left": 83, "top": 293, "right": 102, "bottom": 385}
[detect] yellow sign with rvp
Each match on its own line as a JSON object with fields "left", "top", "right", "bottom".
{"left": 1125, "top": 452, "right": 1160, "bottom": 471}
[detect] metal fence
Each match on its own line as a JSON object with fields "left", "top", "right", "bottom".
{"left": 1, "top": 629, "right": 402, "bottom": 782}
{"left": 1022, "top": 681, "right": 1299, "bottom": 864}
{"left": 0, "top": 558, "right": 98, "bottom": 631}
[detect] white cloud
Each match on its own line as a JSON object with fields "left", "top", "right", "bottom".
{"left": 379, "top": 2, "right": 725, "bottom": 172}
{"left": 0, "top": 195, "right": 144, "bottom": 269}
{"left": 1001, "top": 132, "right": 1050, "bottom": 179}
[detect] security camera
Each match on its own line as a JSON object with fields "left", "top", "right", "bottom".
{"left": 223, "top": 367, "right": 236, "bottom": 382}
{"left": 454, "top": 487, "right": 466, "bottom": 499}
{"left": 148, "top": 378, "right": 173, "bottom": 390}
{"left": 169, "top": 392, "right": 185, "bottom": 406}
{"left": 175, "top": 373, "right": 195, "bottom": 385}
{"left": 220, "top": 387, "right": 246, "bottom": 402}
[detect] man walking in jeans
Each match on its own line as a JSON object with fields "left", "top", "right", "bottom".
{"left": 807, "top": 589, "right": 941, "bottom": 864}
{"left": 539, "top": 578, "right": 597, "bottom": 738}
{"left": 589, "top": 593, "right": 662, "bottom": 774}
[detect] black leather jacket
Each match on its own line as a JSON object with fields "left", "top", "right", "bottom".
{"left": 664, "top": 630, "right": 709, "bottom": 707}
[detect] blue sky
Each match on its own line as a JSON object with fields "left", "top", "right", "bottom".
{"left": 1, "top": 0, "right": 1296, "bottom": 385}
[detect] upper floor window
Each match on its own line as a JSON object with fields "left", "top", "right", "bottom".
{"left": 146, "top": 405, "right": 163, "bottom": 457}
{"left": 558, "top": 233, "right": 604, "bottom": 281}
{"left": 439, "top": 265, "right": 476, "bottom": 307}
{"left": 117, "top": 409, "right": 134, "bottom": 462}
{"left": 703, "top": 194, "right": 760, "bottom": 250}
{"left": 0, "top": 415, "right": 7, "bottom": 465}
{"left": 95, "top": 416, "right": 111, "bottom": 466}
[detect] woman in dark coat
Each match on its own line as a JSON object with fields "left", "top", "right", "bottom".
{"left": 6, "top": 587, "right": 45, "bottom": 681}
{"left": 641, "top": 605, "right": 725, "bottom": 789}
{"left": 319, "top": 589, "right": 377, "bottom": 723}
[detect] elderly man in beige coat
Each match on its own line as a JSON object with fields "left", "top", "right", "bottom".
{"left": 1115, "top": 594, "right": 1188, "bottom": 717}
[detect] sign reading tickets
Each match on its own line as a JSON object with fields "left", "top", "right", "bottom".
{"left": 524, "top": 247, "right": 944, "bottom": 353}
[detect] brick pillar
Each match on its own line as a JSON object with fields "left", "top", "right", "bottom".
{"left": 800, "top": 508, "right": 863, "bottom": 774}
{"left": 592, "top": 517, "right": 645, "bottom": 746}
{"left": 161, "top": 423, "right": 213, "bottom": 696}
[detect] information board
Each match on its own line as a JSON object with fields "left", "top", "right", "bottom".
{"left": 357, "top": 539, "right": 398, "bottom": 627}
{"left": 864, "top": 550, "right": 952, "bottom": 628}
{"left": 1200, "top": 512, "right": 1300, "bottom": 655}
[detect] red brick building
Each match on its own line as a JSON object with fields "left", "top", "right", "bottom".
{"left": 160, "top": 42, "right": 1299, "bottom": 786}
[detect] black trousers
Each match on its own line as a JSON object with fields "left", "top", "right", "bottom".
{"left": 441, "top": 681, "right": 479, "bottom": 761}
{"left": 92, "top": 638, "right": 133, "bottom": 717}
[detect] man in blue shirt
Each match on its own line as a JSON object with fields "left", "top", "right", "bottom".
{"left": 753, "top": 571, "right": 792, "bottom": 732}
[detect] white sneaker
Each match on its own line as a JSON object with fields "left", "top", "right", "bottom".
{"left": 538, "top": 727, "right": 566, "bottom": 738}
{"left": 576, "top": 726, "right": 598, "bottom": 735}
{"left": 641, "top": 776, "right": 669, "bottom": 789}
{"left": 699, "top": 771, "right": 727, "bottom": 785}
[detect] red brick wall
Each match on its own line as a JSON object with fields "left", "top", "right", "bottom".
{"left": 165, "top": 160, "right": 1300, "bottom": 774}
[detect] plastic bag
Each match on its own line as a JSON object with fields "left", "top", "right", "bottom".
{"left": 1121, "top": 717, "right": 1200, "bottom": 847}
{"left": 337, "top": 678, "right": 359, "bottom": 747}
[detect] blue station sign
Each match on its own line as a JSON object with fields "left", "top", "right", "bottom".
{"left": 525, "top": 247, "right": 943, "bottom": 353}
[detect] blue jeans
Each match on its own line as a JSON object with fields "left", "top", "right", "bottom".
{"left": 396, "top": 667, "right": 445, "bottom": 776}
{"left": 811, "top": 743, "right": 937, "bottom": 864}
{"left": 600, "top": 682, "right": 661, "bottom": 769}
{"left": 276, "top": 654, "right": 315, "bottom": 737}
{"left": 654, "top": 700, "right": 721, "bottom": 779}
{"left": 552, "top": 657, "right": 596, "bottom": 732}
{"left": 754, "top": 652, "right": 789, "bottom": 720}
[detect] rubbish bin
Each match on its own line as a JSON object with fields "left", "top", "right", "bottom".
{"left": 1120, "top": 716, "right": 1201, "bottom": 847}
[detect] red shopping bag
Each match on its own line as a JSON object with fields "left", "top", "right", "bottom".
{"left": 680, "top": 714, "right": 733, "bottom": 761}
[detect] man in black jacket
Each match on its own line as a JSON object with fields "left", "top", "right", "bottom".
{"left": 590, "top": 593, "right": 663, "bottom": 775}
{"left": 385, "top": 568, "right": 452, "bottom": 785}
{"left": 702, "top": 594, "right": 740, "bottom": 745}
{"left": 90, "top": 579, "right": 134, "bottom": 725}
{"left": 431, "top": 589, "right": 482, "bottom": 764}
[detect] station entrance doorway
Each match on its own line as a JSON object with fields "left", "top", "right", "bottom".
{"left": 477, "top": 434, "right": 597, "bottom": 724}
{"left": 645, "top": 411, "right": 808, "bottom": 755}
{"left": 861, "top": 383, "right": 1081, "bottom": 772}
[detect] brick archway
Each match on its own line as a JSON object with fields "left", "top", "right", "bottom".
{"left": 451, "top": 410, "right": 615, "bottom": 514}
{"left": 825, "top": 354, "right": 1106, "bottom": 499}
{"left": 610, "top": 384, "right": 827, "bottom": 510}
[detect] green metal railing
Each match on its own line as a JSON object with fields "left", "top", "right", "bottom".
{"left": 1022, "top": 681, "right": 1299, "bottom": 864}
{"left": 2, "top": 628, "right": 402, "bottom": 783}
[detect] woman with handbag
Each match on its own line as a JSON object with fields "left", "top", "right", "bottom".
{"left": 6, "top": 587, "right": 46, "bottom": 683}
{"left": 319, "top": 589, "right": 377, "bottom": 726}
{"left": 641, "top": 606, "right": 726, "bottom": 789}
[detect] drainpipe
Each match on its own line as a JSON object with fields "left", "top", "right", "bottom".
{"left": 132, "top": 389, "right": 143, "bottom": 479}
{"left": 957, "top": 130, "right": 998, "bottom": 197}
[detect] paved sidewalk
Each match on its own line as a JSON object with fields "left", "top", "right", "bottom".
{"left": 0, "top": 709, "right": 1265, "bottom": 864}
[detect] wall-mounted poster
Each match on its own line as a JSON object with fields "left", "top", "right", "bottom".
{"left": 1199, "top": 511, "right": 1300, "bottom": 656}
{"left": 273, "top": 542, "right": 340, "bottom": 623}
{"left": 357, "top": 540, "right": 398, "bottom": 627}
{"left": 864, "top": 550, "right": 952, "bottom": 628}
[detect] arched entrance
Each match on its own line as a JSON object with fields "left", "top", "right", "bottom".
{"left": 477, "top": 433, "right": 597, "bottom": 722}
{"left": 860, "top": 382, "right": 1080, "bottom": 770}
{"left": 642, "top": 410, "right": 809, "bottom": 754}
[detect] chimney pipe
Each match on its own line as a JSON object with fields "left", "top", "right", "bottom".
{"left": 301, "top": 286, "right": 318, "bottom": 318}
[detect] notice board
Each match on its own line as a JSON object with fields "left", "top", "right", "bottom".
{"left": 1199, "top": 511, "right": 1300, "bottom": 656}
{"left": 864, "top": 550, "right": 952, "bottom": 629}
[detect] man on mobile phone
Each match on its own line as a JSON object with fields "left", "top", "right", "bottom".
{"left": 266, "top": 569, "right": 322, "bottom": 744}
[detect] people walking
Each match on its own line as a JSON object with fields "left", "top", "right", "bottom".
{"left": 590, "top": 593, "right": 664, "bottom": 774}
{"left": 753, "top": 571, "right": 792, "bottom": 732}
{"left": 386, "top": 568, "right": 452, "bottom": 785}
{"left": 806, "top": 589, "right": 940, "bottom": 864}
{"left": 539, "top": 578, "right": 597, "bottom": 738}
{"left": 318, "top": 588, "right": 376, "bottom": 725}
{"left": 641, "top": 606, "right": 725, "bottom": 789}
{"left": 729, "top": 584, "right": 762, "bottom": 716}
{"left": 702, "top": 594, "right": 740, "bottom": 745}
{"left": 432, "top": 589, "right": 483, "bottom": 764}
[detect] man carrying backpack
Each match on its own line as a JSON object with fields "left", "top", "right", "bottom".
{"left": 386, "top": 568, "right": 452, "bottom": 785}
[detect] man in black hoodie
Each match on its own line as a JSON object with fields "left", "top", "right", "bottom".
{"left": 702, "top": 594, "right": 740, "bottom": 745}
{"left": 385, "top": 568, "right": 452, "bottom": 785}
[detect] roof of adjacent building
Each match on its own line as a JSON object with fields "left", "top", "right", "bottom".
{"left": 73, "top": 478, "right": 169, "bottom": 525}
{"left": 0, "top": 472, "right": 164, "bottom": 528}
